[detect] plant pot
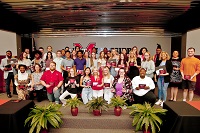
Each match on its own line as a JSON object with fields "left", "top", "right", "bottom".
{"left": 143, "top": 126, "right": 151, "bottom": 133}
{"left": 71, "top": 107, "right": 78, "bottom": 116}
{"left": 93, "top": 109, "right": 101, "bottom": 116}
{"left": 40, "top": 128, "right": 48, "bottom": 133}
{"left": 114, "top": 107, "right": 122, "bottom": 116}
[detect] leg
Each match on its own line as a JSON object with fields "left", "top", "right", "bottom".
{"left": 188, "top": 81, "right": 196, "bottom": 101}
{"left": 54, "top": 88, "right": 61, "bottom": 104}
{"left": 88, "top": 88, "right": 93, "bottom": 101}
{"left": 92, "top": 90, "right": 98, "bottom": 98}
{"left": 29, "top": 90, "right": 35, "bottom": 100}
{"left": 162, "top": 83, "right": 169, "bottom": 102}
{"left": 108, "top": 89, "right": 113, "bottom": 104}
{"left": 47, "top": 93, "right": 54, "bottom": 102}
{"left": 81, "top": 88, "right": 89, "bottom": 104}
{"left": 173, "top": 87, "right": 178, "bottom": 101}
{"left": 143, "top": 91, "right": 156, "bottom": 106}
{"left": 133, "top": 94, "right": 143, "bottom": 105}
{"left": 36, "top": 89, "right": 43, "bottom": 102}
{"left": 98, "top": 90, "right": 104, "bottom": 97}
{"left": 11, "top": 73, "right": 17, "bottom": 95}
{"left": 170, "top": 87, "right": 174, "bottom": 100}
{"left": 157, "top": 77, "right": 162, "bottom": 100}
{"left": 103, "top": 89, "right": 109, "bottom": 102}
{"left": 188, "top": 90, "right": 194, "bottom": 101}
{"left": 59, "top": 90, "right": 71, "bottom": 105}
{"left": 182, "top": 80, "right": 188, "bottom": 101}
{"left": 70, "top": 93, "right": 77, "bottom": 99}
{"left": 5, "top": 73, "right": 12, "bottom": 95}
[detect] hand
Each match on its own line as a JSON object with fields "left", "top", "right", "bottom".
{"left": 97, "top": 84, "right": 102, "bottom": 87}
{"left": 111, "top": 88, "right": 115, "bottom": 92}
{"left": 3, "top": 67, "right": 8, "bottom": 71}
{"left": 122, "top": 88, "right": 126, "bottom": 92}
{"left": 135, "top": 87, "right": 140, "bottom": 90}
{"left": 76, "top": 84, "right": 79, "bottom": 87}
{"left": 53, "top": 87, "right": 58, "bottom": 92}
{"left": 189, "top": 76, "right": 194, "bottom": 81}
{"left": 29, "top": 87, "right": 34, "bottom": 91}
{"left": 11, "top": 64, "right": 16, "bottom": 67}
{"left": 45, "top": 84, "right": 51, "bottom": 88}
{"left": 144, "top": 86, "right": 150, "bottom": 90}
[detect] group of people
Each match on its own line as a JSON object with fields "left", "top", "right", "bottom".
{"left": 0, "top": 44, "right": 200, "bottom": 107}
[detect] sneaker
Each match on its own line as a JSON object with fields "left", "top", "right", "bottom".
{"left": 160, "top": 101, "right": 164, "bottom": 107}
{"left": 183, "top": 99, "right": 186, "bottom": 102}
{"left": 62, "top": 104, "right": 66, "bottom": 107}
{"left": 7, "top": 94, "right": 12, "bottom": 98}
{"left": 155, "top": 99, "right": 162, "bottom": 105}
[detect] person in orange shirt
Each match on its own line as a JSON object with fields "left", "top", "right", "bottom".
{"left": 180, "top": 47, "right": 200, "bottom": 101}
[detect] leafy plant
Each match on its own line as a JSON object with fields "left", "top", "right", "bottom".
{"left": 24, "top": 103, "right": 63, "bottom": 133}
{"left": 66, "top": 96, "right": 82, "bottom": 108}
{"left": 129, "top": 102, "right": 167, "bottom": 133}
{"left": 110, "top": 96, "right": 127, "bottom": 108}
{"left": 86, "top": 97, "right": 109, "bottom": 112}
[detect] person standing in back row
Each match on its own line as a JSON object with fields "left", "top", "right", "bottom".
{"left": 180, "top": 47, "right": 200, "bottom": 101}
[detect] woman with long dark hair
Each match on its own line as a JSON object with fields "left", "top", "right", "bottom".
{"left": 80, "top": 67, "right": 92, "bottom": 104}
{"left": 45, "top": 51, "right": 53, "bottom": 70}
{"left": 139, "top": 47, "right": 148, "bottom": 61}
{"left": 17, "top": 52, "right": 32, "bottom": 73}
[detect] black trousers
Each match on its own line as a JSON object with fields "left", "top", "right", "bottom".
{"left": 29, "top": 89, "right": 43, "bottom": 102}
{"left": 133, "top": 91, "right": 156, "bottom": 106}
{"left": 5, "top": 72, "right": 16, "bottom": 95}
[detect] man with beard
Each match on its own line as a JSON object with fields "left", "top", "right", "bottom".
{"left": 40, "top": 61, "right": 63, "bottom": 104}
{"left": 180, "top": 47, "right": 200, "bottom": 101}
{"left": 0, "top": 50, "right": 17, "bottom": 98}
{"left": 132, "top": 68, "right": 156, "bottom": 106}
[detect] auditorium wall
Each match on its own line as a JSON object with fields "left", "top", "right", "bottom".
{"left": 34, "top": 36, "right": 171, "bottom": 55}
{"left": 0, "top": 30, "right": 17, "bottom": 56}
{"left": 186, "top": 28, "right": 200, "bottom": 55}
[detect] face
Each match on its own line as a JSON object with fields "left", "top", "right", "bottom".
{"left": 120, "top": 54, "right": 124, "bottom": 59}
{"left": 19, "top": 66, "right": 26, "bottom": 73}
{"left": 85, "top": 68, "right": 90, "bottom": 75}
{"left": 23, "top": 52, "right": 27, "bottom": 58}
{"left": 49, "top": 63, "right": 56, "bottom": 71}
{"left": 132, "top": 47, "right": 137, "bottom": 53}
{"left": 72, "top": 50, "right": 76, "bottom": 55}
{"left": 107, "top": 52, "right": 111, "bottom": 57}
{"left": 91, "top": 52, "right": 96, "bottom": 58}
{"left": 65, "top": 48, "right": 69, "bottom": 51}
{"left": 129, "top": 51, "right": 134, "bottom": 58}
{"left": 75, "top": 47, "right": 80, "bottom": 51}
{"left": 93, "top": 68, "right": 98, "bottom": 75}
{"left": 25, "top": 49, "right": 29, "bottom": 54}
{"left": 6, "top": 51, "right": 12, "bottom": 58}
{"left": 173, "top": 51, "right": 179, "bottom": 58}
{"left": 66, "top": 52, "right": 71, "bottom": 58}
{"left": 35, "top": 65, "right": 40, "bottom": 72}
{"left": 156, "top": 48, "right": 161, "bottom": 54}
{"left": 77, "top": 52, "right": 83, "bottom": 58}
{"left": 61, "top": 50, "right": 65, "bottom": 55}
{"left": 84, "top": 52, "right": 89, "bottom": 58}
{"left": 122, "top": 49, "right": 126, "bottom": 54}
{"left": 187, "top": 49, "right": 195, "bottom": 57}
{"left": 69, "top": 68, "right": 74, "bottom": 75}
{"left": 47, "top": 53, "right": 51, "bottom": 58}
{"left": 161, "top": 52, "right": 167, "bottom": 60}
{"left": 47, "top": 46, "right": 52, "bottom": 52}
{"left": 142, "top": 48, "right": 147, "bottom": 54}
{"left": 100, "top": 51, "right": 104, "bottom": 58}
{"left": 119, "top": 69, "right": 125, "bottom": 77}
{"left": 56, "top": 52, "right": 62, "bottom": 58}
{"left": 39, "top": 49, "right": 44, "bottom": 53}
{"left": 140, "top": 69, "right": 146, "bottom": 77}
{"left": 111, "top": 49, "right": 116, "bottom": 55}
{"left": 144, "top": 52, "right": 150, "bottom": 60}
{"left": 35, "top": 53, "right": 40, "bottom": 59}
{"left": 103, "top": 67, "right": 109, "bottom": 75}
{"left": 92, "top": 48, "right": 97, "bottom": 53}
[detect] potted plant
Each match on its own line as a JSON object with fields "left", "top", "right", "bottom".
{"left": 86, "top": 96, "right": 109, "bottom": 116}
{"left": 65, "top": 96, "right": 82, "bottom": 116}
{"left": 24, "top": 103, "right": 63, "bottom": 133}
{"left": 129, "top": 102, "right": 167, "bottom": 133}
{"left": 110, "top": 96, "right": 127, "bottom": 116}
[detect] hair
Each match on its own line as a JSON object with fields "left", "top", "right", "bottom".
{"left": 65, "top": 46, "right": 69, "bottom": 49}
{"left": 159, "top": 51, "right": 170, "bottom": 60}
{"left": 50, "top": 61, "right": 56, "bottom": 66}
{"left": 47, "top": 46, "right": 52, "bottom": 49}
{"left": 34, "top": 63, "right": 42, "bottom": 72}
{"left": 139, "top": 47, "right": 148, "bottom": 55}
{"left": 157, "top": 44, "right": 162, "bottom": 49}
{"left": 139, "top": 67, "right": 147, "bottom": 72}
{"left": 84, "top": 67, "right": 91, "bottom": 77}
{"left": 46, "top": 51, "right": 53, "bottom": 61}
{"left": 18, "top": 64, "right": 27, "bottom": 70}
{"left": 99, "top": 51, "right": 105, "bottom": 59}
{"left": 33, "top": 50, "right": 42, "bottom": 58}
{"left": 68, "top": 68, "right": 76, "bottom": 77}
{"left": 18, "top": 52, "right": 27, "bottom": 61}
{"left": 83, "top": 51, "right": 89, "bottom": 58}
{"left": 75, "top": 46, "right": 80, "bottom": 50}
{"left": 92, "top": 67, "right": 99, "bottom": 77}
{"left": 187, "top": 47, "right": 195, "bottom": 52}
{"left": 143, "top": 52, "right": 152, "bottom": 61}
{"left": 131, "top": 46, "right": 138, "bottom": 55}
{"left": 56, "top": 50, "right": 62, "bottom": 53}
{"left": 116, "top": 68, "right": 127, "bottom": 79}
{"left": 128, "top": 51, "right": 137, "bottom": 63}
{"left": 103, "top": 66, "right": 111, "bottom": 79}
{"left": 38, "top": 47, "right": 44, "bottom": 50}
{"left": 118, "top": 53, "right": 127, "bottom": 66}
{"left": 90, "top": 52, "right": 96, "bottom": 67}
{"left": 6, "top": 50, "right": 12, "bottom": 53}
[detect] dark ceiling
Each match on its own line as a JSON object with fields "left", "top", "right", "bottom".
{"left": 0, "top": 0, "right": 200, "bottom": 37}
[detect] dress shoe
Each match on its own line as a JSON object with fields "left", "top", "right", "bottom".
{"left": 7, "top": 94, "right": 12, "bottom": 98}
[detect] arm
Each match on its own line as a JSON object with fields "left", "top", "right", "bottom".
{"left": 80, "top": 76, "right": 85, "bottom": 88}
{"left": 131, "top": 77, "right": 139, "bottom": 90}
{"left": 0, "top": 59, "right": 7, "bottom": 71}
{"left": 191, "top": 60, "right": 200, "bottom": 80}
{"left": 14, "top": 74, "right": 19, "bottom": 86}
{"left": 146, "top": 61, "right": 155, "bottom": 75}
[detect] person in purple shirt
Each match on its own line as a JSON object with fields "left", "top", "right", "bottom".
{"left": 74, "top": 50, "right": 86, "bottom": 75}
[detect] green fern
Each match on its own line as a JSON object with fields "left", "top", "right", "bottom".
{"left": 110, "top": 96, "right": 127, "bottom": 108}
{"left": 65, "top": 96, "right": 83, "bottom": 108}
{"left": 86, "top": 97, "right": 109, "bottom": 112}
{"left": 129, "top": 102, "right": 167, "bottom": 133}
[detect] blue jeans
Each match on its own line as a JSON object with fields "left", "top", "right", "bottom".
{"left": 47, "top": 88, "right": 61, "bottom": 103}
{"left": 82, "top": 87, "right": 92, "bottom": 104}
{"left": 157, "top": 77, "right": 169, "bottom": 101}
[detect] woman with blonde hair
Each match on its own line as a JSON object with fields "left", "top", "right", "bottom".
{"left": 127, "top": 51, "right": 141, "bottom": 80}
{"left": 98, "top": 51, "right": 107, "bottom": 76}
{"left": 59, "top": 68, "right": 79, "bottom": 106}
{"left": 155, "top": 51, "right": 173, "bottom": 107}
{"left": 89, "top": 52, "right": 98, "bottom": 70}
{"left": 109, "top": 49, "right": 119, "bottom": 77}
{"left": 103, "top": 66, "right": 114, "bottom": 104}
{"left": 91, "top": 67, "right": 104, "bottom": 98}
{"left": 141, "top": 52, "right": 155, "bottom": 79}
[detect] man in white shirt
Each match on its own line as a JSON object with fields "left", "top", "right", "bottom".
{"left": 43, "top": 46, "right": 56, "bottom": 60}
{"left": 132, "top": 68, "right": 156, "bottom": 106}
{"left": 53, "top": 50, "right": 63, "bottom": 73}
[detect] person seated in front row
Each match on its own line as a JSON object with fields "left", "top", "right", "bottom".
{"left": 132, "top": 68, "right": 156, "bottom": 106}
